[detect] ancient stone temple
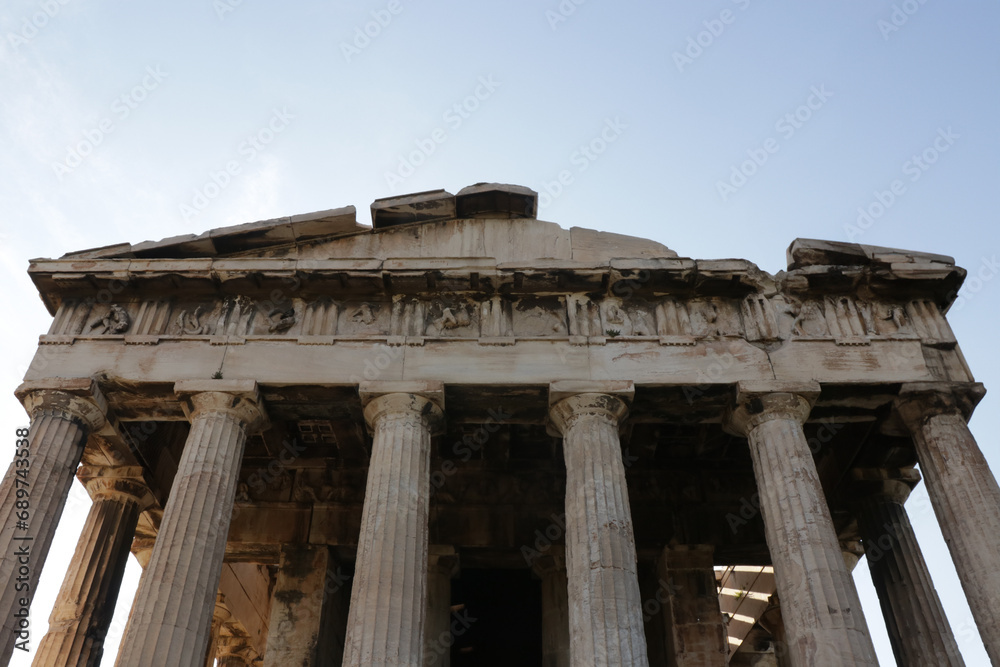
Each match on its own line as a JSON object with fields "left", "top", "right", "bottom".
{"left": 2, "top": 183, "right": 998, "bottom": 666}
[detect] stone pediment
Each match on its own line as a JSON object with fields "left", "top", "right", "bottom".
{"left": 56, "top": 183, "right": 676, "bottom": 265}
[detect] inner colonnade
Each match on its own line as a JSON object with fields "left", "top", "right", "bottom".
{"left": 2, "top": 184, "right": 998, "bottom": 666}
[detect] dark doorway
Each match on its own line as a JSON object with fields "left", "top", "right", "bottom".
{"left": 449, "top": 568, "right": 542, "bottom": 666}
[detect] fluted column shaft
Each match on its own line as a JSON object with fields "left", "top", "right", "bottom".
{"left": 343, "top": 384, "right": 444, "bottom": 667}
{"left": 726, "top": 382, "right": 878, "bottom": 667}
{"left": 424, "top": 548, "right": 459, "bottom": 667}
{"left": 549, "top": 385, "right": 649, "bottom": 667}
{"left": 115, "top": 380, "right": 266, "bottom": 667}
{"left": 895, "top": 383, "right": 999, "bottom": 664}
{"left": 857, "top": 480, "right": 964, "bottom": 666}
{"left": 33, "top": 470, "right": 151, "bottom": 667}
{"left": 657, "top": 546, "right": 727, "bottom": 667}
{"left": 532, "top": 548, "right": 570, "bottom": 667}
{"left": 203, "top": 594, "right": 231, "bottom": 667}
{"left": 0, "top": 380, "right": 106, "bottom": 664}
{"left": 263, "top": 545, "right": 331, "bottom": 666}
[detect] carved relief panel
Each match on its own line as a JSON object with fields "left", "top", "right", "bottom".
{"left": 425, "top": 298, "right": 479, "bottom": 338}
{"left": 338, "top": 302, "right": 390, "bottom": 336}
{"left": 512, "top": 297, "right": 567, "bottom": 336}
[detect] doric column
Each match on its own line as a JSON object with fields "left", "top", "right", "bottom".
{"left": 425, "top": 546, "right": 459, "bottom": 667}
{"left": 531, "top": 547, "right": 570, "bottom": 667}
{"left": 656, "top": 545, "right": 727, "bottom": 667}
{"left": 203, "top": 593, "right": 231, "bottom": 667}
{"left": 216, "top": 633, "right": 257, "bottom": 667}
{"left": 343, "top": 382, "right": 444, "bottom": 667}
{"left": 115, "top": 380, "right": 267, "bottom": 667}
{"left": 263, "top": 545, "right": 332, "bottom": 666}
{"left": 548, "top": 381, "right": 649, "bottom": 667}
{"left": 853, "top": 469, "right": 965, "bottom": 667}
{"left": 32, "top": 467, "right": 153, "bottom": 667}
{"left": 758, "top": 594, "right": 792, "bottom": 667}
{"left": 894, "top": 382, "right": 999, "bottom": 664}
{"left": 0, "top": 379, "right": 107, "bottom": 663}
{"left": 724, "top": 381, "right": 878, "bottom": 666}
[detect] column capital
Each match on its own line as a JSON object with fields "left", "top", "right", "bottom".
{"left": 530, "top": 545, "right": 566, "bottom": 578}
{"left": 428, "top": 545, "right": 460, "bottom": 578}
{"left": 547, "top": 381, "right": 633, "bottom": 435}
{"left": 174, "top": 379, "right": 268, "bottom": 431}
{"left": 15, "top": 377, "right": 107, "bottom": 432}
{"left": 77, "top": 465, "right": 156, "bottom": 511}
{"left": 359, "top": 381, "right": 445, "bottom": 434}
{"left": 848, "top": 468, "right": 919, "bottom": 505}
{"left": 894, "top": 381, "right": 986, "bottom": 430}
{"left": 724, "top": 380, "right": 820, "bottom": 436}
{"left": 841, "top": 539, "right": 865, "bottom": 572}
{"left": 216, "top": 634, "right": 256, "bottom": 664}
{"left": 131, "top": 535, "right": 156, "bottom": 569}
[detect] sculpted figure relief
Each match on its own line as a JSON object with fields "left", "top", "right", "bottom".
{"left": 176, "top": 305, "right": 211, "bottom": 335}
{"left": 267, "top": 307, "right": 297, "bottom": 334}
{"left": 792, "top": 300, "right": 829, "bottom": 337}
{"left": 89, "top": 304, "right": 131, "bottom": 334}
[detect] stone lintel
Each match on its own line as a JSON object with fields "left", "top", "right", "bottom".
{"left": 15, "top": 377, "right": 108, "bottom": 431}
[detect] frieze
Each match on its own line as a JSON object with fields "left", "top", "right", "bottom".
{"left": 42, "top": 292, "right": 961, "bottom": 352}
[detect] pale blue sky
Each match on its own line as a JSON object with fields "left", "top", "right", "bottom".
{"left": 1, "top": 1, "right": 998, "bottom": 664}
